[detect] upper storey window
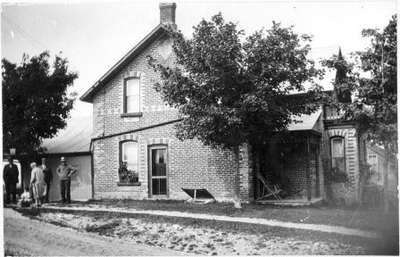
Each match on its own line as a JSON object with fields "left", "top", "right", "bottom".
{"left": 124, "top": 78, "right": 140, "bottom": 114}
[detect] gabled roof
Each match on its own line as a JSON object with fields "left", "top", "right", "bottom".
{"left": 288, "top": 109, "right": 322, "bottom": 132}
{"left": 41, "top": 115, "right": 92, "bottom": 154}
{"left": 80, "top": 24, "right": 169, "bottom": 102}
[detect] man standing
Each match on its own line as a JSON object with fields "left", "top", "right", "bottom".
{"left": 41, "top": 157, "right": 52, "bottom": 203}
{"left": 56, "top": 157, "right": 76, "bottom": 203}
{"left": 3, "top": 156, "right": 19, "bottom": 204}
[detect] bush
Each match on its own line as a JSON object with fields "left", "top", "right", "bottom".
{"left": 325, "top": 167, "right": 349, "bottom": 184}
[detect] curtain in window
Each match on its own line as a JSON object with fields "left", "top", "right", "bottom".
{"left": 126, "top": 78, "right": 140, "bottom": 113}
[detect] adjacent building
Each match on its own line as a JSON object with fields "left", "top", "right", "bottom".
{"left": 41, "top": 115, "right": 93, "bottom": 201}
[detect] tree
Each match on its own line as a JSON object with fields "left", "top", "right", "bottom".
{"left": 323, "top": 15, "right": 397, "bottom": 211}
{"left": 2, "top": 51, "right": 78, "bottom": 158}
{"left": 149, "top": 14, "right": 323, "bottom": 150}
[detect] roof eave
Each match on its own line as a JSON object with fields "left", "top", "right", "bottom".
{"left": 80, "top": 24, "right": 169, "bottom": 103}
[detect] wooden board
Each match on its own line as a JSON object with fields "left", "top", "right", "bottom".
{"left": 181, "top": 188, "right": 214, "bottom": 199}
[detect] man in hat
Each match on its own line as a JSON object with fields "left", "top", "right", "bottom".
{"left": 3, "top": 156, "right": 19, "bottom": 204}
{"left": 41, "top": 157, "right": 53, "bottom": 203}
{"left": 56, "top": 157, "right": 77, "bottom": 203}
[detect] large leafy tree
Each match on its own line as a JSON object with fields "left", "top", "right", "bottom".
{"left": 2, "top": 51, "right": 78, "bottom": 157}
{"left": 149, "top": 14, "right": 323, "bottom": 150}
{"left": 355, "top": 15, "right": 397, "bottom": 152}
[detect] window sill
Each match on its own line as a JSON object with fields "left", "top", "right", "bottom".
{"left": 121, "top": 112, "right": 143, "bottom": 118}
{"left": 117, "top": 182, "right": 141, "bottom": 187}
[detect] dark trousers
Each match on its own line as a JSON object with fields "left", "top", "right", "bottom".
{"left": 60, "top": 179, "right": 71, "bottom": 203}
{"left": 5, "top": 183, "right": 17, "bottom": 204}
{"left": 44, "top": 183, "right": 51, "bottom": 203}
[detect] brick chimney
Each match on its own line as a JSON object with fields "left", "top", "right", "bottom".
{"left": 159, "top": 2, "right": 176, "bottom": 25}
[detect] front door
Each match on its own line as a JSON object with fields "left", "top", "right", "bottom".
{"left": 149, "top": 146, "right": 168, "bottom": 197}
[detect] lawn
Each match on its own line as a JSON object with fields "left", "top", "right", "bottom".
{"left": 70, "top": 199, "right": 398, "bottom": 233}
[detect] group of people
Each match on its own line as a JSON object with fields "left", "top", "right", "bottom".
{"left": 3, "top": 156, "right": 77, "bottom": 207}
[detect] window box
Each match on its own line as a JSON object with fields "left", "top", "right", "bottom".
{"left": 117, "top": 181, "right": 141, "bottom": 186}
{"left": 121, "top": 112, "right": 143, "bottom": 118}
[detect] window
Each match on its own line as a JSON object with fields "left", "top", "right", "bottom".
{"left": 118, "top": 141, "right": 139, "bottom": 185}
{"left": 331, "top": 137, "right": 346, "bottom": 173}
{"left": 124, "top": 78, "right": 140, "bottom": 114}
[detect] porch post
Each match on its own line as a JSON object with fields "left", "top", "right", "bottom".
{"left": 238, "top": 143, "right": 254, "bottom": 203}
{"left": 315, "top": 141, "right": 320, "bottom": 197}
{"left": 306, "top": 136, "right": 312, "bottom": 201}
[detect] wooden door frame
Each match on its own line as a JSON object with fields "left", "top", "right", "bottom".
{"left": 148, "top": 144, "right": 169, "bottom": 198}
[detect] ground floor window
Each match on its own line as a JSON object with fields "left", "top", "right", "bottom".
{"left": 119, "top": 141, "right": 139, "bottom": 184}
{"left": 331, "top": 137, "right": 346, "bottom": 173}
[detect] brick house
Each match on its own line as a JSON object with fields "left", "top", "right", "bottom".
{"left": 81, "top": 3, "right": 371, "bottom": 205}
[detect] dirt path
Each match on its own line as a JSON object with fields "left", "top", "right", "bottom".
{"left": 3, "top": 208, "right": 183, "bottom": 256}
{"left": 43, "top": 204, "right": 380, "bottom": 239}
{"left": 30, "top": 210, "right": 367, "bottom": 255}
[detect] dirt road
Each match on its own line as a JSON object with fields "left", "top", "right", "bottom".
{"left": 3, "top": 208, "right": 183, "bottom": 256}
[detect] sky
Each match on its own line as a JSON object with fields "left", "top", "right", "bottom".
{"left": 1, "top": 0, "right": 396, "bottom": 119}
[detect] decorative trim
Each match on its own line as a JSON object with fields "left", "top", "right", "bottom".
{"left": 118, "top": 134, "right": 138, "bottom": 141}
{"left": 328, "top": 129, "right": 347, "bottom": 138}
{"left": 142, "top": 105, "right": 172, "bottom": 112}
{"left": 91, "top": 118, "right": 183, "bottom": 142}
{"left": 146, "top": 138, "right": 172, "bottom": 145}
{"left": 126, "top": 71, "right": 142, "bottom": 78}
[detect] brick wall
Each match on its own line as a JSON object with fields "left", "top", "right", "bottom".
{"left": 93, "top": 123, "right": 239, "bottom": 201}
{"left": 92, "top": 34, "right": 179, "bottom": 138}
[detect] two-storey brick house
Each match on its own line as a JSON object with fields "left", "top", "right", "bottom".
{"left": 81, "top": 3, "right": 241, "bottom": 201}
{"left": 81, "top": 3, "right": 368, "bottom": 205}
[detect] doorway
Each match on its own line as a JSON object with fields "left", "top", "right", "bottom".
{"left": 148, "top": 145, "right": 168, "bottom": 197}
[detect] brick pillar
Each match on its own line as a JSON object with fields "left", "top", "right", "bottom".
{"left": 238, "top": 143, "right": 254, "bottom": 202}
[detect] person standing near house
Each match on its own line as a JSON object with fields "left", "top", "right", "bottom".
{"left": 30, "top": 162, "right": 46, "bottom": 207}
{"left": 56, "top": 157, "right": 77, "bottom": 203}
{"left": 3, "top": 156, "right": 19, "bottom": 204}
{"left": 41, "top": 157, "right": 52, "bottom": 203}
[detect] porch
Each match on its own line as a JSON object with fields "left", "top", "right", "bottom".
{"left": 253, "top": 131, "right": 323, "bottom": 204}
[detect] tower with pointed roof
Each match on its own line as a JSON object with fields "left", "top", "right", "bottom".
{"left": 334, "top": 48, "right": 352, "bottom": 103}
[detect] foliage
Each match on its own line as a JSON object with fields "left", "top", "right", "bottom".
{"left": 324, "top": 167, "right": 349, "bottom": 184}
{"left": 149, "top": 14, "right": 323, "bottom": 149}
{"left": 322, "top": 15, "right": 397, "bottom": 153}
{"left": 2, "top": 51, "right": 78, "bottom": 156}
{"left": 118, "top": 164, "right": 139, "bottom": 183}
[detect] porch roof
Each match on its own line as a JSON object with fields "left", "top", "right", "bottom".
{"left": 41, "top": 115, "right": 92, "bottom": 154}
